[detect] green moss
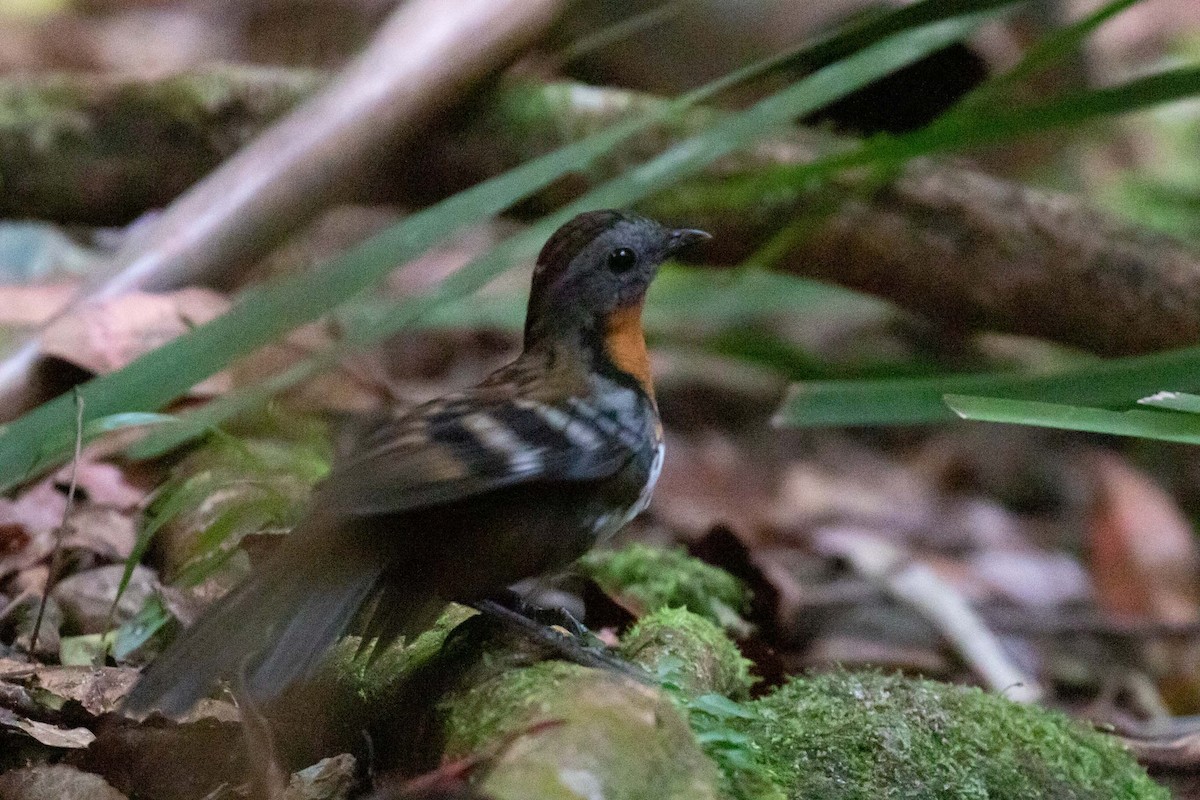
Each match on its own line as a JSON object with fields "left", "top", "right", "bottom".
{"left": 441, "top": 661, "right": 723, "bottom": 800}
{"left": 442, "top": 659, "right": 582, "bottom": 754}
{"left": 737, "top": 671, "right": 1167, "bottom": 800}
{"left": 332, "top": 603, "right": 477, "bottom": 704}
{"left": 578, "top": 544, "right": 750, "bottom": 631}
{"left": 621, "top": 607, "right": 754, "bottom": 699}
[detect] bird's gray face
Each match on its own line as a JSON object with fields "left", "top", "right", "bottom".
{"left": 525, "top": 211, "right": 709, "bottom": 341}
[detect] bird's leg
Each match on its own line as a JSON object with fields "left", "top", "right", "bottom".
{"left": 491, "top": 585, "right": 593, "bottom": 640}
{"left": 551, "top": 606, "right": 590, "bottom": 641}
{"left": 469, "top": 597, "right": 654, "bottom": 686}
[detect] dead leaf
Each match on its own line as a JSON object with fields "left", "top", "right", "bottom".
{"left": 970, "top": 549, "right": 1092, "bottom": 609}
{"left": 229, "top": 320, "right": 389, "bottom": 412}
{"left": 54, "top": 456, "right": 149, "bottom": 512}
{"left": 28, "top": 664, "right": 138, "bottom": 716}
{"left": 40, "top": 288, "right": 229, "bottom": 381}
{"left": 0, "top": 283, "right": 77, "bottom": 328}
{"left": 60, "top": 508, "right": 138, "bottom": 563}
{"left": 0, "top": 764, "right": 125, "bottom": 800}
{"left": 52, "top": 564, "right": 156, "bottom": 635}
{"left": 7, "top": 564, "right": 49, "bottom": 597}
{"left": 769, "top": 451, "right": 935, "bottom": 545}
{"left": 651, "top": 432, "right": 780, "bottom": 540}
{"left": 0, "top": 657, "right": 35, "bottom": 679}
{"left": 0, "top": 707, "right": 95, "bottom": 749}
{"left": 1087, "top": 452, "right": 1200, "bottom": 623}
{"left": 283, "top": 754, "right": 358, "bottom": 800}
{"left": 4, "top": 594, "right": 62, "bottom": 659}
{"left": 0, "top": 481, "right": 66, "bottom": 581}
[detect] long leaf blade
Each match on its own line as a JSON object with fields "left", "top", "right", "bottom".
{"left": 774, "top": 343, "right": 1200, "bottom": 427}
{"left": 945, "top": 394, "right": 1200, "bottom": 443}
{"left": 122, "top": 9, "right": 1006, "bottom": 463}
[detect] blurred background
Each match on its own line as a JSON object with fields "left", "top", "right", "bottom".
{"left": 0, "top": 0, "right": 1198, "bottom": 797}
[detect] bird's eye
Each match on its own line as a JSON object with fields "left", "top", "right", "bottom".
{"left": 607, "top": 247, "right": 638, "bottom": 272}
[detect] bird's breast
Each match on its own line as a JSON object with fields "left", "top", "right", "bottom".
{"left": 601, "top": 302, "right": 654, "bottom": 399}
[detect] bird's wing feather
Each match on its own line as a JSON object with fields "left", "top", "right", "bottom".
{"left": 318, "top": 389, "right": 648, "bottom": 517}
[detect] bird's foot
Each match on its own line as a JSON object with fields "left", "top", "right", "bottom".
{"left": 469, "top": 598, "right": 653, "bottom": 686}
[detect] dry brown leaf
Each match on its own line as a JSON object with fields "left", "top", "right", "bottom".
{"left": 0, "top": 657, "right": 35, "bottom": 678}
{"left": 52, "top": 564, "right": 157, "bottom": 634}
{"left": 651, "top": 432, "right": 780, "bottom": 540}
{"left": 969, "top": 549, "right": 1092, "bottom": 610}
{"left": 53, "top": 456, "right": 149, "bottom": 512}
{"left": 7, "top": 564, "right": 49, "bottom": 597}
{"left": 60, "top": 508, "right": 138, "bottom": 563}
{"left": 28, "top": 665, "right": 139, "bottom": 717}
{"left": 769, "top": 450, "right": 936, "bottom": 546}
{"left": 0, "top": 481, "right": 65, "bottom": 581}
{"left": 1087, "top": 452, "right": 1200, "bottom": 623}
{"left": 0, "top": 708, "right": 95, "bottom": 749}
{"left": 228, "top": 320, "right": 390, "bottom": 412}
{"left": 40, "top": 288, "right": 229, "bottom": 379}
{"left": 0, "top": 283, "right": 78, "bottom": 328}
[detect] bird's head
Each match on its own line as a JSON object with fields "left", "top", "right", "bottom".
{"left": 524, "top": 210, "right": 710, "bottom": 349}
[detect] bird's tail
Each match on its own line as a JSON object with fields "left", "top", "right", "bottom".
{"left": 124, "top": 520, "right": 384, "bottom": 718}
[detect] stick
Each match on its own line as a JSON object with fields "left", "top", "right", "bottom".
{"left": 28, "top": 388, "right": 83, "bottom": 656}
{"left": 816, "top": 530, "right": 1044, "bottom": 703}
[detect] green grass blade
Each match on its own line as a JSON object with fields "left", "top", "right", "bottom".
{"left": 774, "top": 343, "right": 1200, "bottom": 427}
{"left": 948, "top": 0, "right": 1142, "bottom": 116}
{"left": 764, "top": 0, "right": 1024, "bottom": 77}
{"left": 1137, "top": 391, "right": 1200, "bottom": 413}
{"left": 711, "top": 64, "right": 1200, "bottom": 210}
{"left": 945, "top": 394, "right": 1200, "bottom": 443}
{"left": 120, "top": 9, "right": 1004, "bottom": 464}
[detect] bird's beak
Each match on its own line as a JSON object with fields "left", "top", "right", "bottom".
{"left": 666, "top": 228, "right": 712, "bottom": 255}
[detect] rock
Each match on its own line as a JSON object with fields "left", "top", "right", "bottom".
{"left": 0, "top": 765, "right": 126, "bottom": 800}
{"left": 620, "top": 607, "right": 754, "bottom": 698}
{"left": 441, "top": 661, "right": 723, "bottom": 800}
{"left": 52, "top": 564, "right": 156, "bottom": 635}
{"left": 578, "top": 543, "right": 750, "bottom": 632}
{"left": 734, "top": 671, "right": 1168, "bottom": 799}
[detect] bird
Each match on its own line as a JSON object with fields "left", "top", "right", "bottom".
{"left": 125, "top": 210, "right": 710, "bottom": 716}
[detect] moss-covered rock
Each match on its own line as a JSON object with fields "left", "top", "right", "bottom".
{"left": 579, "top": 543, "right": 750, "bottom": 631}
{"left": 736, "top": 671, "right": 1166, "bottom": 800}
{"left": 621, "top": 607, "right": 754, "bottom": 699}
{"left": 440, "top": 661, "right": 724, "bottom": 800}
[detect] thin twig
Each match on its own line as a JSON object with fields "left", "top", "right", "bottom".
{"left": 815, "top": 529, "right": 1045, "bottom": 703}
{"left": 29, "top": 388, "right": 83, "bottom": 656}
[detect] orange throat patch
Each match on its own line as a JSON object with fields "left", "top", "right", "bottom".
{"left": 603, "top": 302, "right": 655, "bottom": 398}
